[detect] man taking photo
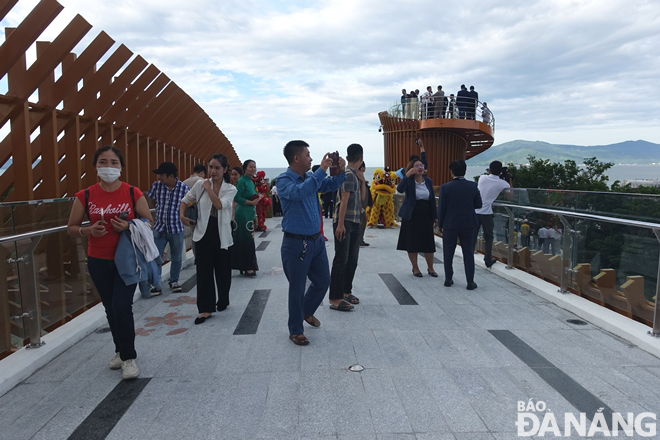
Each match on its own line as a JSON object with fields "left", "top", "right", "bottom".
{"left": 474, "top": 160, "right": 513, "bottom": 268}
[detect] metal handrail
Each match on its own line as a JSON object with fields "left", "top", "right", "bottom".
{"left": 0, "top": 222, "right": 89, "bottom": 245}
{"left": 386, "top": 98, "right": 495, "bottom": 131}
{"left": 492, "top": 201, "right": 660, "bottom": 337}
{"left": 493, "top": 202, "right": 660, "bottom": 231}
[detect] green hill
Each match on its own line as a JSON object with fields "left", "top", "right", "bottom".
{"left": 467, "top": 140, "right": 660, "bottom": 165}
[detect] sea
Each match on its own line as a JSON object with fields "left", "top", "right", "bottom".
{"left": 260, "top": 164, "right": 660, "bottom": 184}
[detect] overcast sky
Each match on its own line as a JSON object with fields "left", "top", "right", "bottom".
{"left": 3, "top": 0, "right": 660, "bottom": 167}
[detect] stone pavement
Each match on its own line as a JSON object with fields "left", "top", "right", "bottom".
{"left": 2, "top": 217, "right": 660, "bottom": 440}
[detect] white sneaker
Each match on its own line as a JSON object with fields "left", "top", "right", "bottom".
{"left": 109, "top": 353, "right": 122, "bottom": 370}
{"left": 169, "top": 281, "right": 182, "bottom": 293}
{"left": 121, "top": 359, "right": 139, "bottom": 380}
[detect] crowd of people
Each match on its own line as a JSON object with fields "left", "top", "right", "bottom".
{"left": 398, "top": 85, "right": 490, "bottom": 122}
{"left": 65, "top": 140, "right": 515, "bottom": 379}
{"left": 66, "top": 147, "right": 268, "bottom": 379}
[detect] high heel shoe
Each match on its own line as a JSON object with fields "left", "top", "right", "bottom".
{"left": 412, "top": 270, "right": 422, "bottom": 277}
{"left": 427, "top": 270, "right": 438, "bottom": 277}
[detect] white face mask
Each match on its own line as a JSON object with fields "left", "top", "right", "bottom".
{"left": 97, "top": 167, "right": 121, "bottom": 183}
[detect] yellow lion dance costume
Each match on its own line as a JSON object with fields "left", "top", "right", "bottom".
{"left": 366, "top": 167, "right": 398, "bottom": 228}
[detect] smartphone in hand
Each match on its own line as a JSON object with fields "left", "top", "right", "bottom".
{"left": 329, "top": 151, "right": 340, "bottom": 176}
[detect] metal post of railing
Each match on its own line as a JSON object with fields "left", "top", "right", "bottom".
{"left": 505, "top": 208, "right": 515, "bottom": 269}
{"left": 651, "top": 230, "right": 660, "bottom": 337}
{"left": 9, "top": 236, "right": 45, "bottom": 348}
{"left": 558, "top": 215, "right": 572, "bottom": 294}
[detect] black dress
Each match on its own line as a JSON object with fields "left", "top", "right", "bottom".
{"left": 397, "top": 199, "right": 436, "bottom": 253}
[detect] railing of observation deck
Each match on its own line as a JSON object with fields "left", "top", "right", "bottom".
{"left": 486, "top": 191, "right": 660, "bottom": 337}
{"left": 0, "top": 198, "right": 96, "bottom": 358}
{"left": 386, "top": 98, "right": 495, "bottom": 131}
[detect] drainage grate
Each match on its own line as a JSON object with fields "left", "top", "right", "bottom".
{"left": 95, "top": 327, "right": 111, "bottom": 334}
{"left": 566, "top": 319, "right": 588, "bottom": 326}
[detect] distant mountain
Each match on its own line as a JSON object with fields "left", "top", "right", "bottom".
{"left": 466, "top": 140, "right": 660, "bottom": 165}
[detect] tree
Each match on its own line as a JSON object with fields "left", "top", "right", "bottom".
{"left": 507, "top": 156, "right": 613, "bottom": 191}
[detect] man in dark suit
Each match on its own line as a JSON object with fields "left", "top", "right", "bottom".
{"left": 438, "top": 160, "right": 482, "bottom": 289}
{"left": 456, "top": 85, "right": 470, "bottom": 119}
{"left": 468, "top": 86, "right": 479, "bottom": 120}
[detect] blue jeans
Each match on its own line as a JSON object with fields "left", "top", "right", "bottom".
{"left": 154, "top": 230, "right": 184, "bottom": 283}
{"left": 281, "top": 235, "right": 330, "bottom": 335}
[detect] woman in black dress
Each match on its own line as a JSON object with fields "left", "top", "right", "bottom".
{"left": 396, "top": 156, "right": 438, "bottom": 277}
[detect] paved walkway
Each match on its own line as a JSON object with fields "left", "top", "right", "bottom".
{"left": 2, "top": 217, "right": 660, "bottom": 440}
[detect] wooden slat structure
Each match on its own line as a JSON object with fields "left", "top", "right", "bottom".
{"left": 0, "top": 0, "right": 239, "bottom": 201}
{"left": 378, "top": 111, "right": 494, "bottom": 185}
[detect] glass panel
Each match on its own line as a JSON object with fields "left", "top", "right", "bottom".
{"left": 34, "top": 229, "right": 99, "bottom": 333}
{"left": 0, "top": 199, "right": 100, "bottom": 357}
{"left": 10, "top": 199, "right": 73, "bottom": 235}
{"left": 500, "top": 189, "right": 660, "bottom": 223}
{"left": 493, "top": 192, "right": 659, "bottom": 328}
{"left": 0, "top": 206, "right": 22, "bottom": 358}
{"left": 572, "top": 219, "right": 658, "bottom": 325}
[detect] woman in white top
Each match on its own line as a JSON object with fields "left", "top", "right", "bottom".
{"left": 180, "top": 154, "right": 237, "bottom": 324}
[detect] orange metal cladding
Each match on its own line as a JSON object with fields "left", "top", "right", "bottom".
{"left": 378, "top": 112, "right": 494, "bottom": 186}
{"left": 0, "top": 0, "right": 240, "bottom": 201}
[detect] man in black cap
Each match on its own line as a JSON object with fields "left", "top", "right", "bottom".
{"left": 147, "top": 162, "right": 190, "bottom": 293}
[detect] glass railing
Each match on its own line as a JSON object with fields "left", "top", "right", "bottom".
{"left": 497, "top": 188, "right": 660, "bottom": 223}
{"left": 0, "top": 198, "right": 99, "bottom": 359}
{"left": 385, "top": 98, "right": 495, "bottom": 131}
{"left": 484, "top": 200, "right": 660, "bottom": 335}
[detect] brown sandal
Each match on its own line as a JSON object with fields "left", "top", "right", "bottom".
{"left": 289, "top": 334, "right": 309, "bottom": 345}
{"left": 304, "top": 315, "right": 321, "bottom": 327}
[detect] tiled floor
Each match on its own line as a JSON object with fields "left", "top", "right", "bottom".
{"left": 2, "top": 217, "right": 660, "bottom": 440}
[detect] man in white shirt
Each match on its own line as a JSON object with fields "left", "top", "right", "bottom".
{"left": 421, "top": 86, "right": 434, "bottom": 119}
{"left": 547, "top": 226, "right": 557, "bottom": 255}
{"left": 539, "top": 225, "right": 549, "bottom": 254}
{"left": 474, "top": 161, "right": 513, "bottom": 268}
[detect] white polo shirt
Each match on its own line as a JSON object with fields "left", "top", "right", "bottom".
{"left": 475, "top": 174, "right": 511, "bottom": 215}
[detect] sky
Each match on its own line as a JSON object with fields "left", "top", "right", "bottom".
{"left": 2, "top": 0, "right": 660, "bottom": 168}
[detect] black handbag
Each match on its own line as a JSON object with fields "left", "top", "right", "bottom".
{"left": 186, "top": 203, "right": 198, "bottom": 224}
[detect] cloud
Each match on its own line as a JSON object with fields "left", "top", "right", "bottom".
{"left": 2, "top": 0, "right": 660, "bottom": 167}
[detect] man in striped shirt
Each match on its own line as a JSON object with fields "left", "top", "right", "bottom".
{"left": 147, "top": 162, "right": 190, "bottom": 293}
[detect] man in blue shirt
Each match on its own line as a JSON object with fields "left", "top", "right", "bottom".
{"left": 147, "top": 162, "right": 190, "bottom": 293}
{"left": 277, "top": 140, "right": 346, "bottom": 345}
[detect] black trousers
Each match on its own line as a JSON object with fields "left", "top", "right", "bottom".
{"left": 359, "top": 211, "right": 367, "bottom": 243}
{"left": 88, "top": 257, "right": 137, "bottom": 361}
{"left": 474, "top": 214, "right": 495, "bottom": 261}
{"left": 329, "top": 220, "right": 361, "bottom": 300}
{"left": 443, "top": 228, "right": 476, "bottom": 284}
{"left": 195, "top": 219, "right": 232, "bottom": 313}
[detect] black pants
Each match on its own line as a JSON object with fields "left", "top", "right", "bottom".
{"left": 359, "top": 211, "right": 367, "bottom": 243}
{"left": 474, "top": 214, "right": 495, "bottom": 261}
{"left": 195, "top": 219, "right": 232, "bottom": 313}
{"left": 323, "top": 199, "right": 334, "bottom": 218}
{"left": 87, "top": 257, "right": 137, "bottom": 361}
{"left": 329, "top": 220, "right": 361, "bottom": 300}
{"left": 443, "top": 228, "right": 476, "bottom": 284}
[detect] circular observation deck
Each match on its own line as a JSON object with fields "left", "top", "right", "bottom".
{"left": 378, "top": 99, "right": 494, "bottom": 185}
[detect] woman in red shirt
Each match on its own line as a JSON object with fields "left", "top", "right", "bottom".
{"left": 67, "top": 146, "right": 153, "bottom": 380}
